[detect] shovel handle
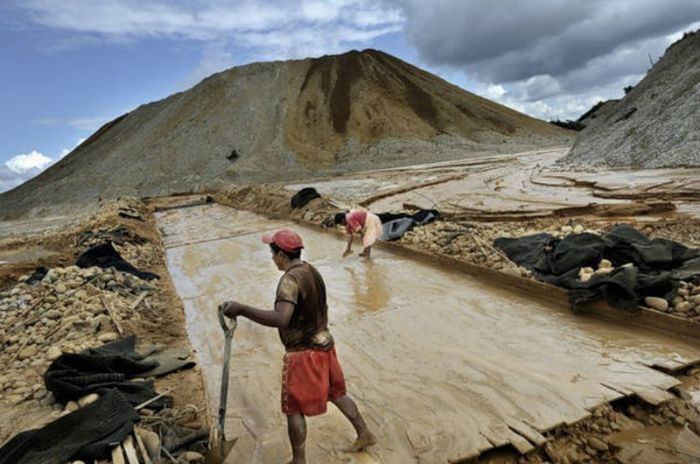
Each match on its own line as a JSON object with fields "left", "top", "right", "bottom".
{"left": 218, "top": 304, "right": 237, "bottom": 337}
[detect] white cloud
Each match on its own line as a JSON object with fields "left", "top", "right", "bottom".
{"left": 6, "top": 150, "right": 53, "bottom": 173}
{"left": 485, "top": 84, "right": 505, "bottom": 99}
{"left": 1, "top": 151, "right": 52, "bottom": 193}
{"left": 1, "top": 138, "right": 87, "bottom": 192}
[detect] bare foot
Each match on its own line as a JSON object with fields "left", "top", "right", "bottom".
{"left": 349, "top": 432, "right": 377, "bottom": 452}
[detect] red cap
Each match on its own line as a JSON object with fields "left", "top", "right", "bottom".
{"left": 262, "top": 229, "right": 304, "bottom": 253}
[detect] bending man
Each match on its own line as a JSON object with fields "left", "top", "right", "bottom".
{"left": 220, "top": 229, "right": 376, "bottom": 464}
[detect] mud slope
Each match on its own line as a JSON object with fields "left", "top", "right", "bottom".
{"left": 0, "top": 49, "right": 571, "bottom": 219}
{"left": 562, "top": 30, "right": 700, "bottom": 168}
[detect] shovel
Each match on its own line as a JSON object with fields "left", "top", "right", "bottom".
{"left": 206, "top": 305, "right": 238, "bottom": 464}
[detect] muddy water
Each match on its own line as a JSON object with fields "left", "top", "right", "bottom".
{"left": 156, "top": 204, "right": 700, "bottom": 463}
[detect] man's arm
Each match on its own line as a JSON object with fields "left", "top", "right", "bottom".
{"left": 343, "top": 234, "right": 354, "bottom": 257}
{"left": 222, "top": 300, "right": 294, "bottom": 328}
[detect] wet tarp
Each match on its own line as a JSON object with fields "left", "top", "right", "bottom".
{"left": 378, "top": 209, "right": 440, "bottom": 241}
{"left": 291, "top": 187, "right": 321, "bottom": 209}
{"left": 76, "top": 242, "right": 159, "bottom": 280}
{"left": 25, "top": 266, "right": 48, "bottom": 285}
{"left": 494, "top": 224, "right": 700, "bottom": 310}
{"left": 0, "top": 389, "right": 139, "bottom": 464}
{"left": 44, "top": 336, "right": 172, "bottom": 409}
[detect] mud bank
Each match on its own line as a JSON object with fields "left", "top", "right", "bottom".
{"left": 156, "top": 204, "right": 700, "bottom": 463}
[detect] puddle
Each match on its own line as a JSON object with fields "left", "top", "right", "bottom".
{"left": 156, "top": 204, "right": 700, "bottom": 463}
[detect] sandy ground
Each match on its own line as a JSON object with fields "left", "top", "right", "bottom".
{"left": 157, "top": 204, "right": 700, "bottom": 463}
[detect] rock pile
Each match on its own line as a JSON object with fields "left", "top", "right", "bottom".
{"left": 399, "top": 221, "right": 531, "bottom": 277}
{"left": 644, "top": 281, "right": 700, "bottom": 320}
{"left": 0, "top": 262, "right": 156, "bottom": 405}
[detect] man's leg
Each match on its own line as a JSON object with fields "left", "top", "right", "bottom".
{"left": 287, "top": 413, "right": 307, "bottom": 464}
{"left": 331, "top": 395, "right": 376, "bottom": 451}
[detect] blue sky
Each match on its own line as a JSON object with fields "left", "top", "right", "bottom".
{"left": 1, "top": 0, "right": 699, "bottom": 192}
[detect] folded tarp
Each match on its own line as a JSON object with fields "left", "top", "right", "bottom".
{"left": 494, "top": 224, "right": 700, "bottom": 310}
{"left": 44, "top": 336, "right": 172, "bottom": 410}
{"left": 0, "top": 389, "right": 139, "bottom": 464}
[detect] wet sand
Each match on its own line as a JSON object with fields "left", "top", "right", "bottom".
{"left": 285, "top": 148, "right": 700, "bottom": 221}
{"left": 156, "top": 204, "right": 700, "bottom": 463}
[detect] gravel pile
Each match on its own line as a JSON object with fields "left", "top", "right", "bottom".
{"left": 0, "top": 260, "right": 157, "bottom": 407}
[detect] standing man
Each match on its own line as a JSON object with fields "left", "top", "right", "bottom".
{"left": 220, "top": 229, "right": 376, "bottom": 464}
{"left": 334, "top": 209, "right": 384, "bottom": 258}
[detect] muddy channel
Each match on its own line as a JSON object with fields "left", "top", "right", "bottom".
{"left": 156, "top": 204, "right": 700, "bottom": 463}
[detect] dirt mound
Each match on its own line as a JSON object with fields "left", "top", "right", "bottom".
{"left": 0, "top": 49, "right": 571, "bottom": 219}
{"left": 561, "top": 30, "right": 700, "bottom": 168}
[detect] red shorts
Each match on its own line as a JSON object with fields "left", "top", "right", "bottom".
{"left": 281, "top": 347, "right": 347, "bottom": 416}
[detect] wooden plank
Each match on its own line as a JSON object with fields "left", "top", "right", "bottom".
{"left": 481, "top": 423, "right": 536, "bottom": 455}
{"left": 507, "top": 420, "right": 547, "bottom": 446}
{"left": 123, "top": 435, "right": 140, "bottom": 464}
{"left": 111, "top": 446, "right": 126, "bottom": 464}
{"left": 134, "top": 430, "right": 153, "bottom": 464}
{"left": 507, "top": 431, "right": 536, "bottom": 455}
{"left": 633, "top": 386, "right": 676, "bottom": 406}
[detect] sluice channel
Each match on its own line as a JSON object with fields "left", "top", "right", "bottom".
{"left": 156, "top": 203, "right": 699, "bottom": 463}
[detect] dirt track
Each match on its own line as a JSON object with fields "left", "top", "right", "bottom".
{"left": 156, "top": 204, "right": 700, "bottom": 463}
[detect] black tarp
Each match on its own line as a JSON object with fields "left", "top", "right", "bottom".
{"left": 0, "top": 389, "right": 139, "bottom": 464}
{"left": 76, "top": 242, "right": 159, "bottom": 280}
{"left": 291, "top": 187, "right": 321, "bottom": 209}
{"left": 378, "top": 209, "right": 440, "bottom": 241}
{"left": 494, "top": 224, "right": 700, "bottom": 310}
{"left": 44, "top": 336, "right": 172, "bottom": 409}
{"left": 25, "top": 266, "right": 48, "bottom": 285}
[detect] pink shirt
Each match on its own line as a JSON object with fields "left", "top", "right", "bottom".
{"left": 345, "top": 210, "right": 367, "bottom": 234}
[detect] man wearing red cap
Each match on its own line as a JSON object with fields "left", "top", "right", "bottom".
{"left": 220, "top": 229, "right": 375, "bottom": 464}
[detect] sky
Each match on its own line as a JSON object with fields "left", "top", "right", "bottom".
{"left": 1, "top": 1, "right": 699, "bottom": 192}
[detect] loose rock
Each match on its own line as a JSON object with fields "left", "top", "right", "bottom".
{"left": 587, "top": 437, "right": 609, "bottom": 452}
{"left": 97, "top": 332, "right": 119, "bottom": 343}
{"left": 47, "top": 346, "right": 62, "bottom": 360}
{"left": 182, "top": 451, "right": 205, "bottom": 462}
{"left": 644, "top": 296, "right": 669, "bottom": 312}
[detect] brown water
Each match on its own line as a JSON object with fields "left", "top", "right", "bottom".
{"left": 156, "top": 204, "right": 700, "bottom": 463}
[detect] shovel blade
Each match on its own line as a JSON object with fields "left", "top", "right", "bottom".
{"left": 205, "top": 430, "right": 237, "bottom": 464}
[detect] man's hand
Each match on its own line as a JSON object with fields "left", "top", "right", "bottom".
{"left": 220, "top": 301, "right": 244, "bottom": 318}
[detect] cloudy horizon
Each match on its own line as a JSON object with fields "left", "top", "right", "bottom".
{"left": 1, "top": 0, "right": 699, "bottom": 192}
